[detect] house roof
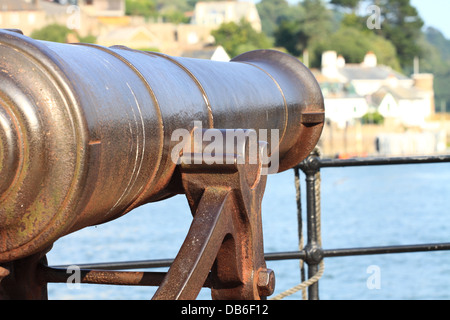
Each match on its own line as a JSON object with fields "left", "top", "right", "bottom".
{"left": 372, "top": 85, "right": 424, "bottom": 105}
{"left": 311, "top": 68, "right": 341, "bottom": 83}
{"left": 338, "top": 65, "right": 409, "bottom": 81}
{"left": 0, "top": 0, "right": 40, "bottom": 11}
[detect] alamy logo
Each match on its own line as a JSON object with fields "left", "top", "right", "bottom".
{"left": 366, "top": 265, "right": 381, "bottom": 290}
{"left": 67, "top": 5, "right": 81, "bottom": 30}
{"left": 170, "top": 121, "right": 280, "bottom": 175}
{"left": 66, "top": 265, "right": 81, "bottom": 290}
{"left": 367, "top": 5, "right": 382, "bottom": 30}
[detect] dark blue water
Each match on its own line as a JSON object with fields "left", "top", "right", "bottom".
{"left": 47, "top": 161, "right": 450, "bottom": 300}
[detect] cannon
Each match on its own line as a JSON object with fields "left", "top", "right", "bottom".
{"left": 0, "top": 29, "right": 324, "bottom": 300}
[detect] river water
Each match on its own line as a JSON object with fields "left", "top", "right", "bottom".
{"left": 46, "top": 160, "right": 450, "bottom": 300}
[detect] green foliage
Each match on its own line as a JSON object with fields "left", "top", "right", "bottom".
{"left": 425, "top": 27, "right": 450, "bottom": 63}
{"left": 78, "top": 34, "right": 97, "bottom": 44}
{"left": 31, "top": 24, "right": 97, "bottom": 44}
{"left": 315, "top": 26, "right": 401, "bottom": 70}
{"left": 340, "top": 12, "right": 367, "bottom": 30}
{"left": 362, "top": 112, "right": 385, "bottom": 125}
{"left": 135, "top": 47, "right": 161, "bottom": 52}
{"left": 273, "top": 0, "right": 424, "bottom": 70}
{"left": 330, "top": 0, "right": 360, "bottom": 10}
{"left": 211, "top": 20, "right": 273, "bottom": 58}
{"left": 374, "top": 0, "right": 424, "bottom": 69}
{"left": 256, "top": 0, "right": 301, "bottom": 37}
{"left": 30, "top": 24, "right": 73, "bottom": 43}
{"left": 274, "top": 0, "right": 332, "bottom": 58}
{"left": 125, "top": 0, "right": 157, "bottom": 18}
{"left": 160, "top": 9, "right": 190, "bottom": 24}
{"left": 422, "top": 27, "right": 450, "bottom": 112}
{"left": 274, "top": 20, "right": 304, "bottom": 57}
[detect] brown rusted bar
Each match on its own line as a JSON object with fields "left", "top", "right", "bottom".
{"left": 0, "top": 28, "right": 324, "bottom": 299}
{"left": 41, "top": 266, "right": 169, "bottom": 287}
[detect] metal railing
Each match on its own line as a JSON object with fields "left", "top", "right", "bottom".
{"left": 289, "top": 151, "right": 450, "bottom": 300}
{"left": 51, "top": 152, "right": 450, "bottom": 300}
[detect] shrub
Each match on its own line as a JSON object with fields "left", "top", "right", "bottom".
{"left": 361, "top": 112, "right": 384, "bottom": 125}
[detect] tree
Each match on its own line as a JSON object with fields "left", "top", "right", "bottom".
{"left": 298, "top": 0, "right": 333, "bottom": 49}
{"left": 274, "top": 0, "right": 332, "bottom": 58}
{"left": 425, "top": 27, "right": 450, "bottom": 62}
{"left": 325, "top": 0, "right": 424, "bottom": 71}
{"left": 422, "top": 27, "right": 450, "bottom": 112}
{"left": 330, "top": 0, "right": 360, "bottom": 11}
{"left": 31, "top": 24, "right": 97, "bottom": 44}
{"left": 212, "top": 20, "right": 273, "bottom": 58}
{"left": 125, "top": 0, "right": 157, "bottom": 18}
{"left": 31, "top": 24, "right": 74, "bottom": 43}
{"left": 274, "top": 20, "right": 304, "bottom": 57}
{"left": 316, "top": 26, "right": 401, "bottom": 70}
{"left": 256, "top": 0, "right": 301, "bottom": 37}
{"left": 375, "top": 0, "right": 424, "bottom": 70}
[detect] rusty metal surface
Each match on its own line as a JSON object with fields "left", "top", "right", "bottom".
{"left": 42, "top": 266, "right": 169, "bottom": 288}
{"left": 152, "top": 133, "right": 273, "bottom": 299}
{"left": 5, "top": 131, "right": 276, "bottom": 300}
{"left": 0, "top": 29, "right": 324, "bottom": 264}
{"left": 0, "top": 250, "right": 48, "bottom": 299}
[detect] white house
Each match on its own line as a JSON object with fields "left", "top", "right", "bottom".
{"left": 321, "top": 51, "right": 414, "bottom": 97}
{"left": 191, "top": 1, "right": 262, "bottom": 32}
{"left": 372, "top": 84, "right": 434, "bottom": 127}
{"left": 323, "top": 97, "right": 369, "bottom": 128}
{"left": 317, "top": 51, "right": 435, "bottom": 127}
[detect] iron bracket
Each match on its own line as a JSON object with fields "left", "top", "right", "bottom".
{"left": 153, "top": 129, "right": 275, "bottom": 300}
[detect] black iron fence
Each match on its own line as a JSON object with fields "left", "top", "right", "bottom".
{"left": 53, "top": 152, "right": 450, "bottom": 300}
{"left": 287, "top": 151, "right": 450, "bottom": 300}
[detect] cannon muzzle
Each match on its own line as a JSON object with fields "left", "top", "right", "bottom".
{"left": 0, "top": 29, "right": 324, "bottom": 263}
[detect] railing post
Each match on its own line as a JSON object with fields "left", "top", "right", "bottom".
{"left": 299, "top": 149, "right": 323, "bottom": 300}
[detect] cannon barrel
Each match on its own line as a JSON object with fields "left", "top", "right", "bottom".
{"left": 0, "top": 29, "right": 324, "bottom": 263}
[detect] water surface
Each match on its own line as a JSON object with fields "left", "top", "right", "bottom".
{"left": 47, "top": 161, "right": 450, "bottom": 300}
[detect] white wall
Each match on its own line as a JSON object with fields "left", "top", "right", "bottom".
{"left": 325, "top": 97, "right": 369, "bottom": 128}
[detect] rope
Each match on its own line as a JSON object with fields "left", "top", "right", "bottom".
{"left": 295, "top": 167, "right": 307, "bottom": 300}
{"left": 270, "top": 261, "right": 325, "bottom": 300}
{"left": 270, "top": 157, "right": 324, "bottom": 300}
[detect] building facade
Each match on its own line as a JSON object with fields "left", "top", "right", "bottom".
{"left": 317, "top": 51, "right": 435, "bottom": 128}
{"left": 191, "top": 1, "right": 261, "bottom": 32}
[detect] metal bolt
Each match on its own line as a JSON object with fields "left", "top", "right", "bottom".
{"left": 257, "top": 268, "right": 275, "bottom": 297}
{"left": 305, "top": 244, "right": 324, "bottom": 265}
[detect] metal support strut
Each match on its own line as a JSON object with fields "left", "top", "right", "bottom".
{"left": 153, "top": 129, "right": 274, "bottom": 300}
